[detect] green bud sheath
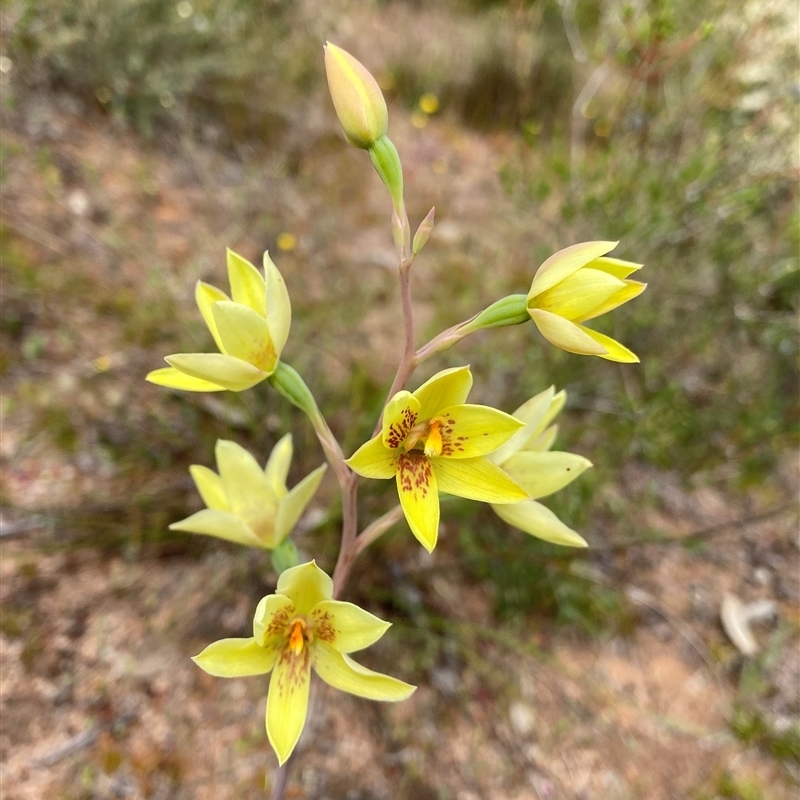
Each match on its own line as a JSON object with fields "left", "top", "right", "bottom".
{"left": 270, "top": 538, "right": 301, "bottom": 573}
{"left": 369, "top": 136, "right": 404, "bottom": 213}
{"left": 459, "top": 294, "right": 530, "bottom": 334}
{"left": 268, "top": 362, "right": 319, "bottom": 419}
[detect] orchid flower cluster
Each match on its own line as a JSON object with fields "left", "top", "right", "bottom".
{"left": 146, "top": 43, "right": 646, "bottom": 781}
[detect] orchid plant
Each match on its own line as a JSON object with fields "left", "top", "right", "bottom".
{"left": 146, "top": 41, "right": 646, "bottom": 796}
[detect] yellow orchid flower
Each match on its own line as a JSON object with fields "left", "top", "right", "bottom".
{"left": 146, "top": 249, "right": 291, "bottom": 392}
{"left": 489, "top": 387, "right": 592, "bottom": 547}
{"left": 347, "top": 367, "right": 529, "bottom": 552}
{"left": 527, "top": 241, "right": 646, "bottom": 363}
{"left": 170, "top": 435, "right": 326, "bottom": 549}
{"left": 193, "top": 561, "right": 415, "bottom": 765}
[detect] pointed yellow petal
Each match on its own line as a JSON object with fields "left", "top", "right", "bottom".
{"left": 528, "top": 241, "right": 617, "bottom": 299}
{"left": 265, "top": 433, "right": 293, "bottom": 497}
{"left": 519, "top": 388, "right": 566, "bottom": 451}
{"left": 165, "top": 353, "right": 267, "bottom": 391}
{"left": 435, "top": 404, "right": 524, "bottom": 459}
{"left": 412, "top": 366, "right": 473, "bottom": 420}
{"left": 189, "top": 465, "right": 229, "bottom": 511}
{"left": 277, "top": 561, "right": 334, "bottom": 614}
{"left": 502, "top": 451, "right": 592, "bottom": 499}
{"left": 381, "top": 391, "right": 421, "bottom": 449}
{"left": 195, "top": 280, "right": 230, "bottom": 353}
{"left": 542, "top": 389, "right": 567, "bottom": 429}
{"left": 227, "top": 249, "right": 266, "bottom": 316}
{"left": 215, "top": 439, "right": 273, "bottom": 506}
{"left": 346, "top": 435, "right": 398, "bottom": 480}
{"left": 528, "top": 424, "right": 558, "bottom": 452}
{"left": 253, "top": 593, "right": 294, "bottom": 646}
{"left": 312, "top": 643, "right": 415, "bottom": 701}
{"left": 511, "top": 386, "right": 556, "bottom": 428}
{"left": 490, "top": 387, "right": 556, "bottom": 465}
{"left": 169, "top": 509, "right": 264, "bottom": 547}
{"left": 529, "top": 309, "right": 608, "bottom": 356}
{"left": 574, "top": 280, "right": 647, "bottom": 323}
{"left": 533, "top": 268, "right": 626, "bottom": 321}
{"left": 211, "top": 301, "right": 277, "bottom": 373}
{"left": 588, "top": 255, "right": 643, "bottom": 280}
{"left": 267, "top": 649, "right": 311, "bottom": 766}
{"left": 433, "top": 457, "right": 529, "bottom": 503}
{"left": 274, "top": 465, "right": 327, "bottom": 545}
{"left": 396, "top": 453, "right": 439, "bottom": 552}
{"left": 492, "top": 500, "right": 588, "bottom": 547}
{"left": 146, "top": 366, "right": 227, "bottom": 392}
{"left": 214, "top": 441, "right": 276, "bottom": 542}
{"left": 193, "top": 637, "right": 278, "bottom": 677}
{"left": 577, "top": 325, "right": 640, "bottom": 363}
{"left": 311, "top": 600, "right": 390, "bottom": 654}
{"left": 264, "top": 251, "right": 291, "bottom": 355}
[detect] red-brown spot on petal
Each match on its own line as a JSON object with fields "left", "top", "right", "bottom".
{"left": 398, "top": 452, "right": 433, "bottom": 500}
{"left": 311, "top": 609, "right": 336, "bottom": 644}
{"left": 267, "top": 606, "right": 293, "bottom": 637}
{"left": 387, "top": 407, "right": 419, "bottom": 449}
{"left": 275, "top": 645, "right": 311, "bottom": 693}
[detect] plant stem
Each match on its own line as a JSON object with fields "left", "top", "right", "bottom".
{"left": 335, "top": 215, "right": 416, "bottom": 595}
{"left": 414, "top": 320, "right": 465, "bottom": 363}
{"left": 372, "top": 251, "right": 418, "bottom": 436}
{"left": 268, "top": 757, "right": 292, "bottom": 800}
{"left": 331, "top": 470, "right": 360, "bottom": 598}
{"left": 354, "top": 505, "right": 403, "bottom": 554}
{"left": 307, "top": 406, "right": 350, "bottom": 489}
{"left": 272, "top": 206, "right": 418, "bottom": 800}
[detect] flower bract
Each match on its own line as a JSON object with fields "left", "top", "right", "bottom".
{"left": 489, "top": 386, "right": 591, "bottom": 547}
{"left": 346, "top": 366, "right": 529, "bottom": 552}
{"left": 193, "top": 561, "right": 415, "bottom": 765}
{"left": 526, "top": 241, "right": 646, "bottom": 363}
{"left": 146, "top": 249, "right": 291, "bottom": 392}
{"left": 170, "top": 435, "right": 326, "bottom": 549}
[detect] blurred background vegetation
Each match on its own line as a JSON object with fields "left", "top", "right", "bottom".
{"left": 1, "top": 0, "right": 798, "bottom": 794}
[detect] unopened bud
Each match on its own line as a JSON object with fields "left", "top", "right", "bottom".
{"left": 324, "top": 43, "right": 388, "bottom": 150}
{"left": 412, "top": 207, "right": 435, "bottom": 255}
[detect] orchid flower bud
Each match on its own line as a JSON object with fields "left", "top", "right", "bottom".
{"left": 324, "top": 42, "right": 388, "bottom": 150}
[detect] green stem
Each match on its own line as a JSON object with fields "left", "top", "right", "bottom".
{"left": 268, "top": 363, "right": 349, "bottom": 488}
